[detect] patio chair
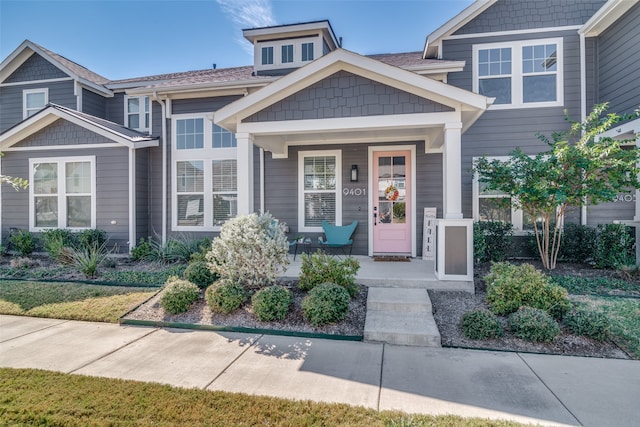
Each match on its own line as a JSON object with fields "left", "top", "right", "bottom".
{"left": 319, "top": 220, "right": 358, "bottom": 256}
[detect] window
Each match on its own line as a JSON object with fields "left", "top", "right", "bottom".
{"left": 125, "top": 95, "right": 151, "bottom": 132}
{"left": 298, "top": 150, "right": 342, "bottom": 232}
{"left": 261, "top": 46, "right": 274, "bottom": 65}
{"left": 473, "top": 38, "right": 562, "bottom": 109}
{"left": 213, "top": 124, "right": 237, "bottom": 148}
{"left": 30, "top": 156, "right": 95, "bottom": 230}
{"left": 23, "top": 88, "right": 48, "bottom": 119}
{"left": 281, "top": 44, "right": 293, "bottom": 63}
{"left": 172, "top": 114, "right": 237, "bottom": 230}
{"left": 302, "top": 43, "right": 314, "bottom": 62}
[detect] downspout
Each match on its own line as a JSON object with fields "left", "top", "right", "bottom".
{"left": 579, "top": 32, "right": 588, "bottom": 226}
{"left": 153, "top": 91, "right": 168, "bottom": 245}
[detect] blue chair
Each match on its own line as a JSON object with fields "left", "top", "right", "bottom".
{"left": 320, "top": 220, "right": 358, "bottom": 256}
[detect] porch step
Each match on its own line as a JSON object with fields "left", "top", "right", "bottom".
{"left": 364, "top": 287, "right": 441, "bottom": 347}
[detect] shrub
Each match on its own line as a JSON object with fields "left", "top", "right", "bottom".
{"left": 131, "top": 237, "right": 154, "bottom": 261}
{"left": 205, "top": 279, "right": 248, "bottom": 314}
{"left": 184, "top": 260, "right": 218, "bottom": 289}
{"left": 160, "top": 278, "right": 200, "bottom": 314}
{"left": 558, "top": 223, "right": 597, "bottom": 264}
{"left": 207, "top": 212, "right": 289, "bottom": 290}
{"left": 67, "top": 242, "right": 112, "bottom": 278}
{"left": 594, "top": 224, "right": 634, "bottom": 269}
{"left": 485, "top": 262, "right": 571, "bottom": 319}
{"left": 75, "top": 229, "right": 107, "bottom": 251}
{"left": 460, "top": 309, "right": 503, "bottom": 340}
{"left": 42, "top": 229, "right": 75, "bottom": 260}
{"left": 564, "top": 307, "right": 610, "bottom": 341}
{"left": 8, "top": 229, "right": 38, "bottom": 256}
{"left": 166, "top": 236, "right": 211, "bottom": 263}
{"left": 298, "top": 251, "right": 360, "bottom": 297}
{"left": 473, "top": 221, "right": 514, "bottom": 263}
{"left": 251, "top": 285, "right": 291, "bottom": 322}
{"left": 301, "top": 283, "right": 351, "bottom": 326}
{"left": 0, "top": 244, "right": 5, "bottom": 256}
{"left": 508, "top": 306, "right": 560, "bottom": 342}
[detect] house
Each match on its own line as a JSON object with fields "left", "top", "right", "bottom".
{"left": 1, "top": 0, "right": 639, "bottom": 278}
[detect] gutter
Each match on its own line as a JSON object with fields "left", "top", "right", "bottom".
{"left": 153, "top": 91, "right": 168, "bottom": 245}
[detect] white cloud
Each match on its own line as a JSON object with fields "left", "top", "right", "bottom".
{"left": 216, "top": 0, "right": 276, "bottom": 56}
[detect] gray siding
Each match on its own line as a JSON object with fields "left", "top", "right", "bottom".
{"left": 597, "top": 1, "right": 640, "bottom": 116}
{"left": 4, "top": 53, "right": 68, "bottom": 83}
{"left": 135, "top": 148, "right": 150, "bottom": 241}
{"left": 0, "top": 80, "right": 76, "bottom": 133}
{"left": 586, "top": 198, "right": 635, "bottom": 227}
{"left": 245, "top": 71, "right": 453, "bottom": 122}
{"left": 82, "top": 88, "right": 106, "bottom": 118}
{"left": 105, "top": 92, "right": 125, "bottom": 125}
{"left": 1, "top": 146, "right": 131, "bottom": 251}
{"left": 585, "top": 37, "right": 598, "bottom": 112}
{"left": 172, "top": 96, "right": 242, "bottom": 115}
{"left": 454, "top": 0, "right": 606, "bottom": 35}
{"left": 14, "top": 119, "right": 115, "bottom": 147}
{"left": 148, "top": 101, "right": 165, "bottom": 238}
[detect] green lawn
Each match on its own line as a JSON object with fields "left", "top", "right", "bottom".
{"left": 0, "top": 368, "right": 522, "bottom": 427}
{"left": 0, "top": 280, "right": 156, "bottom": 323}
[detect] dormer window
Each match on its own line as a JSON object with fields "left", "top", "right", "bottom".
{"left": 125, "top": 95, "right": 151, "bottom": 133}
{"left": 261, "top": 47, "right": 274, "bottom": 65}
{"left": 282, "top": 44, "right": 294, "bottom": 63}
{"left": 302, "top": 43, "right": 314, "bottom": 61}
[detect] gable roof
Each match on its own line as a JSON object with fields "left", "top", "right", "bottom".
{"left": 423, "top": 0, "right": 497, "bottom": 59}
{"left": 0, "top": 40, "right": 112, "bottom": 96}
{"left": 579, "top": 0, "right": 640, "bottom": 36}
{"left": 0, "top": 103, "right": 158, "bottom": 150}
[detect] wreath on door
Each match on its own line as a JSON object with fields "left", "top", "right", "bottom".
{"left": 384, "top": 184, "right": 399, "bottom": 201}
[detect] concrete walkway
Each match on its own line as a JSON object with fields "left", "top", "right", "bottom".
{"left": 1, "top": 315, "right": 638, "bottom": 426}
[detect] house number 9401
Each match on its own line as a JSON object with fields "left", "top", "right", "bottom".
{"left": 343, "top": 188, "right": 366, "bottom": 197}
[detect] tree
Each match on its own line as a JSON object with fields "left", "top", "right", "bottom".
{"left": 0, "top": 153, "right": 28, "bottom": 190}
{"left": 474, "top": 104, "right": 640, "bottom": 270}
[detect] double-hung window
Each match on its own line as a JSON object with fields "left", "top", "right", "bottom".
{"left": 23, "top": 88, "right": 48, "bottom": 119}
{"left": 172, "top": 114, "right": 237, "bottom": 230}
{"left": 30, "top": 156, "right": 95, "bottom": 230}
{"left": 298, "top": 150, "right": 342, "bottom": 232}
{"left": 125, "top": 95, "right": 151, "bottom": 133}
{"left": 474, "top": 38, "right": 563, "bottom": 109}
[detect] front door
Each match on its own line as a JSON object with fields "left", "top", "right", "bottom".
{"left": 372, "top": 150, "right": 411, "bottom": 254}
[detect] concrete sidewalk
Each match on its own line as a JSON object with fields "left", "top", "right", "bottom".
{"left": 1, "top": 315, "right": 638, "bottom": 427}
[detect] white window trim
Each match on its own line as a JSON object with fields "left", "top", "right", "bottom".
{"left": 29, "top": 156, "right": 96, "bottom": 232}
{"left": 254, "top": 36, "right": 321, "bottom": 72}
{"left": 171, "top": 113, "right": 237, "bottom": 232}
{"left": 298, "top": 149, "right": 342, "bottom": 233}
{"left": 23, "top": 88, "right": 49, "bottom": 119}
{"left": 124, "top": 95, "right": 152, "bottom": 133}
{"left": 472, "top": 37, "right": 564, "bottom": 110}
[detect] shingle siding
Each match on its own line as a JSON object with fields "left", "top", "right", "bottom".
{"left": 13, "top": 119, "right": 115, "bottom": 147}
{"left": 4, "top": 53, "right": 69, "bottom": 83}
{"left": 454, "top": 0, "right": 606, "bottom": 35}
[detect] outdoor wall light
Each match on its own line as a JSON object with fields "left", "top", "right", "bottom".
{"left": 351, "top": 165, "right": 358, "bottom": 182}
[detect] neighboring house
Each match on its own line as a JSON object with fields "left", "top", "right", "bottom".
{"left": 0, "top": 1, "right": 638, "bottom": 273}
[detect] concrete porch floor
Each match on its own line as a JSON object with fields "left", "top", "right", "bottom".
{"left": 280, "top": 255, "right": 474, "bottom": 292}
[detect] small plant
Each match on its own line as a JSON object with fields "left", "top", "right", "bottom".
{"left": 9, "top": 257, "right": 40, "bottom": 269}
{"left": 251, "top": 285, "right": 291, "bottom": 322}
{"left": 508, "top": 306, "right": 560, "bottom": 342}
{"left": 473, "top": 221, "right": 514, "bottom": 263}
{"left": 301, "top": 282, "right": 351, "bottom": 326}
{"left": 594, "top": 224, "right": 635, "bottom": 269}
{"left": 205, "top": 279, "right": 248, "bottom": 314}
{"left": 160, "top": 278, "right": 200, "bottom": 314}
{"left": 485, "top": 262, "right": 571, "bottom": 319}
{"left": 207, "top": 212, "right": 290, "bottom": 290}
{"left": 564, "top": 307, "right": 610, "bottom": 341}
{"left": 67, "top": 242, "right": 111, "bottom": 278}
{"left": 75, "top": 229, "right": 107, "bottom": 251}
{"left": 184, "top": 260, "right": 218, "bottom": 289}
{"left": 460, "top": 309, "right": 503, "bottom": 340}
{"left": 558, "top": 223, "right": 597, "bottom": 264}
{"left": 42, "top": 228, "right": 75, "bottom": 261}
{"left": 131, "top": 237, "right": 155, "bottom": 261}
{"left": 8, "top": 229, "right": 38, "bottom": 256}
{"left": 299, "top": 251, "right": 360, "bottom": 297}
{"left": 0, "top": 244, "right": 6, "bottom": 256}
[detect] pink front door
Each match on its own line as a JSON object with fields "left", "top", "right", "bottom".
{"left": 372, "top": 150, "right": 411, "bottom": 254}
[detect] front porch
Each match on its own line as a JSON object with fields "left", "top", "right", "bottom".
{"left": 281, "top": 255, "right": 474, "bottom": 292}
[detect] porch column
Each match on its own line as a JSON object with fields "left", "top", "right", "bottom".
{"left": 236, "top": 132, "right": 254, "bottom": 215}
{"left": 443, "top": 122, "right": 463, "bottom": 219}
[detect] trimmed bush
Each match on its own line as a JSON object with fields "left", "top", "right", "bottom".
{"left": 160, "top": 278, "right": 200, "bottom": 314}
{"left": 184, "top": 260, "right": 218, "bottom": 289}
{"left": 594, "top": 224, "right": 635, "bottom": 269}
{"left": 460, "top": 309, "right": 503, "bottom": 340}
{"left": 302, "top": 283, "right": 351, "bottom": 326}
{"left": 131, "top": 237, "right": 154, "bottom": 261}
{"left": 485, "top": 262, "right": 571, "bottom": 319}
{"left": 42, "top": 229, "right": 75, "bottom": 260}
{"left": 75, "top": 229, "right": 107, "bottom": 251}
{"left": 558, "top": 223, "right": 597, "bottom": 264}
{"left": 473, "top": 221, "right": 514, "bottom": 263}
{"left": 299, "top": 251, "right": 360, "bottom": 297}
{"left": 251, "top": 285, "right": 291, "bottom": 321}
{"left": 207, "top": 212, "right": 289, "bottom": 290}
{"left": 8, "top": 229, "right": 38, "bottom": 256}
{"left": 205, "top": 279, "right": 248, "bottom": 314}
{"left": 508, "top": 306, "right": 560, "bottom": 342}
{"left": 564, "top": 307, "right": 610, "bottom": 341}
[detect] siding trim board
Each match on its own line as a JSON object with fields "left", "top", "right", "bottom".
{"left": 446, "top": 25, "right": 582, "bottom": 40}
{"left": 0, "top": 77, "right": 73, "bottom": 87}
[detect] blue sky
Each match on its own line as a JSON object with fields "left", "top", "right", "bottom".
{"left": 0, "top": 0, "right": 473, "bottom": 80}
